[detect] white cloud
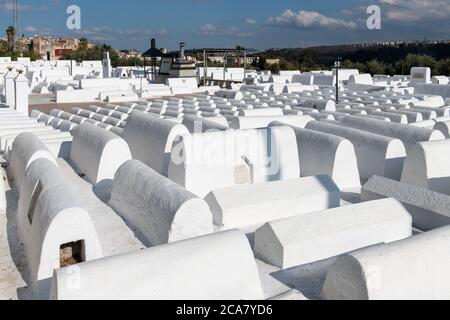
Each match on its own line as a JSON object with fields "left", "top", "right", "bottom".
{"left": 200, "top": 24, "right": 218, "bottom": 35}
{"left": 0, "top": 2, "right": 48, "bottom": 12}
{"left": 24, "top": 26, "right": 37, "bottom": 33}
{"left": 71, "top": 26, "right": 169, "bottom": 42}
{"left": 199, "top": 24, "right": 253, "bottom": 37}
{"left": 244, "top": 18, "right": 257, "bottom": 25}
{"left": 378, "top": 0, "right": 450, "bottom": 22}
{"left": 267, "top": 9, "right": 357, "bottom": 30}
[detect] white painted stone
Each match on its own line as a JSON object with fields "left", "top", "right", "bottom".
{"left": 70, "top": 123, "right": 132, "bottom": 185}
{"left": 340, "top": 115, "right": 445, "bottom": 150}
{"left": 292, "top": 74, "right": 314, "bottom": 85}
{"left": 275, "top": 123, "right": 361, "bottom": 190}
{"left": 348, "top": 74, "right": 373, "bottom": 85}
{"left": 205, "top": 175, "right": 340, "bottom": 231}
{"left": 109, "top": 160, "right": 213, "bottom": 246}
{"left": 169, "top": 127, "right": 300, "bottom": 197}
{"left": 239, "top": 108, "right": 284, "bottom": 117}
{"left": 322, "top": 226, "right": 450, "bottom": 300}
{"left": 122, "top": 111, "right": 189, "bottom": 176}
{"left": 50, "top": 230, "right": 263, "bottom": 300}
{"left": 299, "top": 98, "right": 336, "bottom": 111}
{"left": 14, "top": 73, "right": 30, "bottom": 116}
{"left": 41, "top": 137, "right": 73, "bottom": 159}
{"left": 182, "top": 115, "right": 228, "bottom": 133}
{"left": 306, "top": 121, "right": 406, "bottom": 181}
{"left": 17, "top": 159, "right": 102, "bottom": 292}
{"left": 409, "top": 120, "right": 436, "bottom": 128}
{"left": 410, "top": 67, "right": 431, "bottom": 84}
{"left": 0, "top": 127, "right": 56, "bottom": 151}
{"left": 7, "top": 132, "right": 58, "bottom": 190}
{"left": 401, "top": 140, "right": 450, "bottom": 195}
{"left": 434, "top": 121, "right": 450, "bottom": 138}
{"left": 255, "top": 198, "right": 412, "bottom": 269}
{"left": 4, "top": 69, "right": 16, "bottom": 108}
{"left": 229, "top": 115, "right": 313, "bottom": 130}
{"left": 362, "top": 175, "right": 450, "bottom": 231}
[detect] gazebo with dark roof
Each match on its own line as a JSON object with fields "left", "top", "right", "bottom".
{"left": 142, "top": 38, "right": 164, "bottom": 80}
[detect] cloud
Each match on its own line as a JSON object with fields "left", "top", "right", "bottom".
{"left": 199, "top": 24, "right": 253, "bottom": 37}
{"left": 70, "top": 26, "right": 169, "bottom": 43}
{"left": 378, "top": 0, "right": 450, "bottom": 22}
{"left": 117, "top": 28, "right": 169, "bottom": 37}
{"left": 24, "top": 26, "right": 37, "bottom": 33}
{"left": 244, "top": 18, "right": 257, "bottom": 25}
{"left": 200, "top": 24, "right": 218, "bottom": 35}
{"left": 267, "top": 9, "right": 357, "bottom": 30}
{"left": 0, "top": 2, "right": 48, "bottom": 12}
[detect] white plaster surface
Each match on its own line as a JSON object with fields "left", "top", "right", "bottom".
{"left": 322, "top": 226, "right": 450, "bottom": 300}
{"left": 109, "top": 160, "right": 214, "bottom": 246}
{"left": 50, "top": 230, "right": 264, "bottom": 300}
{"left": 254, "top": 198, "right": 412, "bottom": 269}
{"left": 70, "top": 123, "right": 132, "bottom": 185}
{"left": 205, "top": 175, "right": 340, "bottom": 231}
{"left": 401, "top": 140, "right": 450, "bottom": 195}
{"left": 362, "top": 175, "right": 450, "bottom": 231}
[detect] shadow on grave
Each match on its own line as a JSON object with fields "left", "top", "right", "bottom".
{"left": 268, "top": 257, "right": 336, "bottom": 300}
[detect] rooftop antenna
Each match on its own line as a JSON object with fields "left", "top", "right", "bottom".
{"left": 12, "top": 0, "right": 20, "bottom": 52}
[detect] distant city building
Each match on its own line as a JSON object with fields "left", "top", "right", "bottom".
{"left": 117, "top": 49, "right": 144, "bottom": 61}
{"left": 30, "top": 37, "right": 81, "bottom": 60}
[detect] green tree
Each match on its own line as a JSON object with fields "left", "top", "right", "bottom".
{"left": 269, "top": 63, "right": 280, "bottom": 74}
{"left": 6, "top": 26, "right": 15, "bottom": 51}
{"left": 365, "top": 59, "right": 388, "bottom": 76}
{"left": 257, "top": 57, "right": 268, "bottom": 70}
{"left": 235, "top": 45, "right": 245, "bottom": 67}
{"left": 78, "top": 38, "right": 89, "bottom": 50}
{"left": 0, "top": 39, "right": 8, "bottom": 52}
{"left": 437, "top": 59, "right": 450, "bottom": 76}
{"left": 400, "top": 54, "right": 437, "bottom": 75}
{"left": 297, "top": 49, "right": 317, "bottom": 71}
{"left": 279, "top": 59, "right": 298, "bottom": 71}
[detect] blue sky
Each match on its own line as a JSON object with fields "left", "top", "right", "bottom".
{"left": 1, "top": 0, "right": 449, "bottom": 50}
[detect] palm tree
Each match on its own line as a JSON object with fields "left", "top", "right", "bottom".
{"left": 235, "top": 45, "right": 245, "bottom": 67}
{"left": 6, "top": 26, "right": 15, "bottom": 51}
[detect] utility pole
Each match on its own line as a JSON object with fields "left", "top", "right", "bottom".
{"left": 223, "top": 51, "right": 228, "bottom": 81}
{"left": 203, "top": 50, "right": 207, "bottom": 87}
{"left": 243, "top": 50, "right": 247, "bottom": 81}
{"left": 334, "top": 57, "right": 342, "bottom": 104}
{"left": 13, "top": 0, "right": 20, "bottom": 52}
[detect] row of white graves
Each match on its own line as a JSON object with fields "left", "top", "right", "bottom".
{"left": 2, "top": 66, "right": 450, "bottom": 300}
{"left": 2, "top": 56, "right": 226, "bottom": 105}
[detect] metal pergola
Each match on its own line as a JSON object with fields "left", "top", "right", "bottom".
{"left": 182, "top": 48, "right": 249, "bottom": 86}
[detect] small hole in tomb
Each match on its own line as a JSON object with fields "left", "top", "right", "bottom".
{"left": 60, "top": 240, "right": 85, "bottom": 267}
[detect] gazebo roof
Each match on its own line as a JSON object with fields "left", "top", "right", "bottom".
{"left": 142, "top": 47, "right": 164, "bottom": 58}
